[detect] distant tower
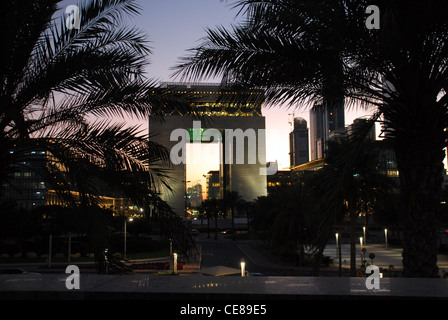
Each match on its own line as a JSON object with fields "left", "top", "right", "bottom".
{"left": 289, "top": 117, "right": 309, "bottom": 167}
{"left": 310, "top": 100, "right": 345, "bottom": 160}
{"left": 347, "top": 118, "right": 376, "bottom": 141}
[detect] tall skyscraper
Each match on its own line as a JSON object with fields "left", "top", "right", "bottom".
{"left": 310, "top": 100, "right": 345, "bottom": 160}
{"left": 289, "top": 117, "right": 309, "bottom": 167}
{"left": 206, "top": 170, "right": 220, "bottom": 200}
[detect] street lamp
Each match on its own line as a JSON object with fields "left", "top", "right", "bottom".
{"left": 363, "top": 226, "right": 366, "bottom": 245}
{"left": 173, "top": 252, "right": 178, "bottom": 274}
{"left": 336, "top": 233, "right": 342, "bottom": 276}
{"left": 360, "top": 237, "right": 364, "bottom": 266}
{"left": 124, "top": 217, "right": 133, "bottom": 260}
{"left": 335, "top": 233, "right": 339, "bottom": 260}
{"left": 384, "top": 228, "right": 388, "bottom": 249}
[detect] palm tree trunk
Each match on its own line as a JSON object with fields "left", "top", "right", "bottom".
{"left": 207, "top": 217, "right": 210, "bottom": 239}
{"left": 231, "top": 207, "right": 235, "bottom": 241}
{"left": 396, "top": 144, "right": 443, "bottom": 278}
{"left": 215, "top": 215, "right": 218, "bottom": 240}
{"left": 349, "top": 207, "right": 357, "bottom": 277}
{"left": 389, "top": 103, "right": 445, "bottom": 278}
{"left": 338, "top": 237, "right": 343, "bottom": 276}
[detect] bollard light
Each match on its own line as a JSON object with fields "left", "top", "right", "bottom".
{"left": 335, "top": 233, "right": 339, "bottom": 260}
{"left": 173, "top": 253, "right": 178, "bottom": 274}
{"left": 363, "top": 226, "right": 366, "bottom": 245}
{"left": 241, "top": 260, "right": 246, "bottom": 277}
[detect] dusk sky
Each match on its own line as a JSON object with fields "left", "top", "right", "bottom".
{"left": 135, "top": 0, "right": 375, "bottom": 167}
{"left": 132, "top": 0, "right": 374, "bottom": 166}
{"left": 60, "top": 0, "right": 377, "bottom": 188}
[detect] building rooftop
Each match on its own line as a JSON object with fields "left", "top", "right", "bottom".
{"left": 158, "top": 82, "right": 264, "bottom": 117}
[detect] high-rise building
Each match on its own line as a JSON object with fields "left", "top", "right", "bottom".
{"left": 347, "top": 118, "right": 376, "bottom": 141}
{"left": 289, "top": 117, "right": 309, "bottom": 167}
{"left": 187, "top": 183, "right": 203, "bottom": 208}
{"left": 149, "top": 83, "right": 267, "bottom": 215}
{"left": 309, "top": 100, "right": 345, "bottom": 160}
{"left": 205, "top": 170, "right": 220, "bottom": 200}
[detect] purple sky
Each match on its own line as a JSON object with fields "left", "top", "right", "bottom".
{"left": 132, "top": 1, "right": 374, "bottom": 168}
{"left": 59, "top": 0, "right": 376, "bottom": 184}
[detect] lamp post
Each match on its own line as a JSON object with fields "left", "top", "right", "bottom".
{"left": 336, "top": 233, "right": 342, "bottom": 276}
{"left": 173, "top": 253, "right": 178, "bottom": 274}
{"left": 124, "top": 217, "right": 133, "bottom": 260}
{"left": 359, "top": 237, "right": 364, "bottom": 266}
{"left": 335, "top": 233, "right": 339, "bottom": 261}
{"left": 363, "top": 226, "right": 366, "bottom": 245}
{"left": 384, "top": 228, "right": 388, "bottom": 249}
{"left": 241, "top": 260, "right": 246, "bottom": 277}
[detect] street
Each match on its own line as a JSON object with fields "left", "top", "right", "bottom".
{"left": 196, "top": 230, "right": 448, "bottom": 277}
{"left": 198, "top": 232, "right": 306, "bottom": 276}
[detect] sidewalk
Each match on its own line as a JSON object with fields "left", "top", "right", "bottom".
{"left": 237, "top": 243, "right": 299, "bottom": 271}
{"left": 323, "top": 243, "right": 448, "bottom": 272}
{"left": 233, "top": 240, "right": 448, "bottom": 277}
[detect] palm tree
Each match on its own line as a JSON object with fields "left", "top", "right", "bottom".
{"left": 198, "top": 200, "right": 213, "bottom": 239}
{"left": 0, "top": 0, "right": 194, "bottom": 200}
{"left": 173, "top": 0, "right": 448, "bottom": 278}
{"left": 310, "top": 120, "right": 396, "bottom": 276}
{"left": 199, "top": 198, "right": 224, "bottom": 240}
{"left": 223, "top": 190, "right": 242, "bottom": 240}
{"left": 0, "top": 0, "right": 196, "bottom": 273}
{"left": 251, "top": 178, "right": 316, "bottom": 266}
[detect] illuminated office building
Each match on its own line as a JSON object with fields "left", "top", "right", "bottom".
{"left": 205, "top": 170, "right": 220, "bottom": 200}
{"left": 0, "top": 147, "right": 131, "bottom": 212}
{"left": 149, "top": 83, "right": 268, "bottom": 216}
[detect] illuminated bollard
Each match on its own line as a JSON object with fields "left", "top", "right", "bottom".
{"left": 173, "top": 253, "right": 178, "bottom": 274}
{"left": 241, "top": 260, "right": 246, "bottom": 277}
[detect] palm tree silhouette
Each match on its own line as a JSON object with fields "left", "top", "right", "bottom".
{"left": 0, "top": 0, "right": 195, "bottom": 273}
{"left": 173, "top": 0, "right": 448, "bottom": 278}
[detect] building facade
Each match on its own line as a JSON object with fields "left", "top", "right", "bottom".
{"left": 310, "top": 100, "right": 345, "bottom": 161}
{"left": 149, "top": 83, "right": 268, "bottom": 216}
{"left": 0, "top": 147, "right": 138, "bottom": 215}
{"left": 289, "top": 117, "right": 309, "bottom": 167}
{"left": 205, "top": 170, "right": 220, "bottom": 200}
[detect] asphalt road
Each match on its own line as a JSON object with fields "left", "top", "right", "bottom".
{"left": 197, "top": 233, "right": 303, "bottom": 276}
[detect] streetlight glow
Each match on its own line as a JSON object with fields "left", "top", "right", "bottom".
{"left": 241, "top": 260, "right": 246, "bottom": 277}
{"left": 363, "top": 226, "right": 366, "bottom": 245}
{"left": 173, "top": 253, "right": 178, "bottom": 274}
{"left": 124, "top": 217, "right": 134, "bottom": 260}
{"left": 335, "top": 233, "right": 339, "bottom": 261}
{"left": 384, "top": 228, "right": 388, "bottom": 249}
